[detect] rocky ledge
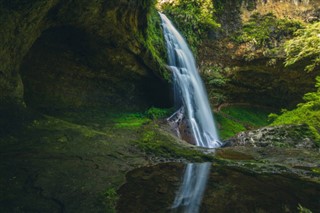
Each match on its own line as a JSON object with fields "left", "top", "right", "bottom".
{"left": 225, "top": 124, "right": 318, "bottom": 149}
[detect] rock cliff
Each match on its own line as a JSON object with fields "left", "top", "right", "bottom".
{"left": 201, "top": 0, "right": 320, "bottom": 109}
{"left": 0, "top": 0, "right": 170, "bottom": 110}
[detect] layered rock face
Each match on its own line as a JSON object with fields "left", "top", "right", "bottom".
{"left": 202, "top": 0, "right": 320, "bottom": 109}
{"left": 226, "top": 124, "right": 317, "bottom": 148}
{"left": 0, "top": 0, "right": 170, "bottom": 110}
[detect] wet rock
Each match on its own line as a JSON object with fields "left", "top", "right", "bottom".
{"left": 118, "top": 162, "right": 320, "bottom": 213}
{"left": 225, "top": 124, "right": 317, "bottom": 149}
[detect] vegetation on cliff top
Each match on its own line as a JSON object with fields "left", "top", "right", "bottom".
{"left": 158, "top": 0, "right": 219, "bottom": 51}
{"left": 233, "top": 12, "right": 303, "bottom": 61}
{"left": 284, "top": 22, "right": 320, "bottom": 72}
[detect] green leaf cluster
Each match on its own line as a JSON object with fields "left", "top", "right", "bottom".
{"left": 145, "top": 107, "right": 173, "bottom": 119}
{"left": 284, "top": 22, "right": 320, "bottom": 72}
{"left": 236, "top": 13, "right": 302, "bottom": 47}
{"left": 159, "top": 0, "right": 219, "bottom": 51}
{"left": 104, "top": 187, "right": 119, "bottom": 213}
{"left": 202, "top": 65, "right": 228, "bottom": 105}
{"left": 270, "top": 76, "right": 320, "bottom": 145}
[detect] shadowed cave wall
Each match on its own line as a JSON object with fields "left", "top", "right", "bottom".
{"left": 0, "top": 0, "right": 172, "bottom": 111}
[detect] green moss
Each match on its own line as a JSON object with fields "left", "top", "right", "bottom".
{"left": 134, "top": 124, "right": 214, "bottom": 162}
{"left": 30, "top": 115, "right": 105, "bottom": 138}
{"left": 311, "top": 167, "right": 320, "bottom": 174}
{"left": 216, "top": 106, "right": 272, "bottom": 140}
{"left": 113, "top": 113, "right": 150, "bottom": 129}
{"left": 270, "top": 77, "right": 320, "bottom": 146}
{"left": 0, "top": 108, "right": 151, "bottom": 212}
{"left": 221, "top": 106, "right": 271, "bottom": 127}
{"left": 215, "top": 113, "right": 246, "bottom": 140}
{"left": 159, "top": 0, "right": 220, "bottom": 53}
{"left": 145, "top": 6, "right": 170, "bottom": 80}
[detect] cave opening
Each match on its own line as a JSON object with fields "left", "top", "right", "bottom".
{"left": 20, "top": 26, "right": 173, "bottom": 112}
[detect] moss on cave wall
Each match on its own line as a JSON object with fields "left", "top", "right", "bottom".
{"left": 0, "top": 0, "right": 170, "bottom": 110}
{"left": 0, "top": 0, "right": 60, "bottom": 107}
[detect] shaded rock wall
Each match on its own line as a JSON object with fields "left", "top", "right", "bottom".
{"left": 201, "top": 0, "right": 320, "bottom": 109}
{"left": 241, "top": 0, "right": 320, "bottom": 22}
{"left": 0, "top": 0, "right": 59, "bottom": 106}
{"left": 0, "top": 0, "right": 170, "bottom": 110}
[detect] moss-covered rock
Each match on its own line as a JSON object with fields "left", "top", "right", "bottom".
{"left": 0, "top": 0, "right": 171, "bottom": 110}
{"left": 225, "top": 124, "right": 318, "bottom": 148}
{"left": 199, "top": 0, "right": 320, "bottom": 109}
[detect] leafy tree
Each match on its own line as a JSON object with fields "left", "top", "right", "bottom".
{"left": 236, "top": 12, "right": 302, "bottom": 47}
{"left": 284, "top": 22, "right": 320, "bottom": 72}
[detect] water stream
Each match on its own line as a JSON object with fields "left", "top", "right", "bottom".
{"left": 159, "top": 13, "right": 221, "bottom": 212}
{"left": 159, "top": 13, "right": 221, "bottom": 149}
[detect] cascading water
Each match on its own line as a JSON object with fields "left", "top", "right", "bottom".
{"left": 159, "top": 13, "right": 221, "bottom": 149}
{"left": 159, "top": 13, "right": 222, "bottom": 212}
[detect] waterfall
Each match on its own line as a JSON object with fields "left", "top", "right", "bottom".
{"left": 159, "top": 13, "right": 221, "bottom": 149}
{"left": 159, "top": 13, "right": 221, "bottom": 213}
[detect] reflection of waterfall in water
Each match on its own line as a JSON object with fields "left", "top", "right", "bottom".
{"left": 159, "top": 13, "right": 221, "bottom": 212}
{"left": 171, "top": 163, "right": 211, "bottom": 213}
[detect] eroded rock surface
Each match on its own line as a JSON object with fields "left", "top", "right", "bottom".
{"left": 0, "top": 0, "right": 170, "bottom": 110}
{"left": 225, "top": 124, "right": 318, "bottom": 149}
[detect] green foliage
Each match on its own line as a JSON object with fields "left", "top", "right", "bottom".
{"left": 222, "top": 106, "right": 271, "bottom": 127}
{"left": 113, "top": 113, "right": 150, "bottom": 128}
{"left": 145, "top": 5, "right": 169, "bottom": 79}
{"left": 216, "top": 106, "right": 271, "bottom": 139}
{"left": 215, "top": 113, "right": 246, "bottom": 139}
{"left": 312, "top": 167, "right": 320, "bottom": 174}
{"left": 159, "top": 0, "right": 219, "bottom": 51}
{"left": 205, "top": 66, "right": 228, "bottom": 87}
{"left": 202, "top": 65, "right": 228, "bottom": 105}
{"left": 145, "top": 107, "right": 173, "bottom": 119}
{"left": 284, "top": 22, "right": 320, "bottom": 72}
{"left": 271, "top": 76, "right": 320, "bottom": 145}
{"left": 104, "top": 187, "right": 119, "bottom": 213}
{"left": 236, "top": 12, "right": 302, "bottom": 47}
{"left": 297, "top": 204, "right": 313, "bottom": 213}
